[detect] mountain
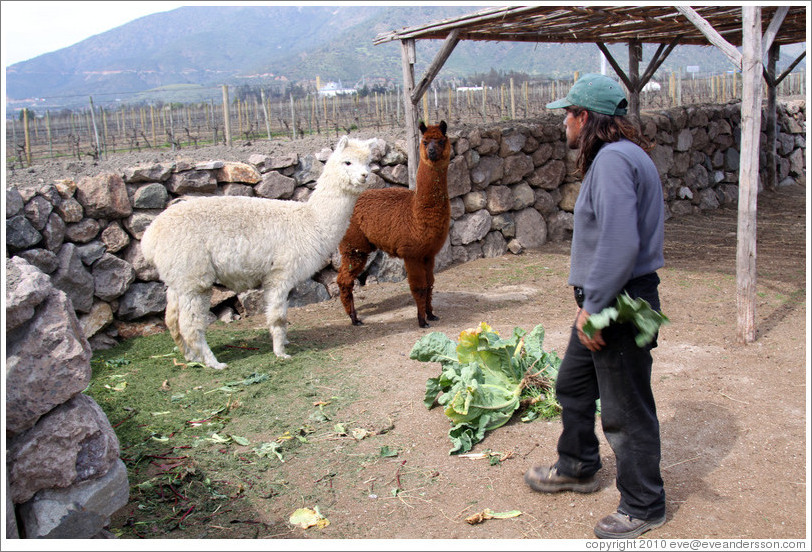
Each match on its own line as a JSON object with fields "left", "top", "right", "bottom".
{"left": 5, "top": 5, "right": 805, "bottom": 111}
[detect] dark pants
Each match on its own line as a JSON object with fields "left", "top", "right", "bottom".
{"left": 554, "top": 273, "right": 666, "bottom": 520}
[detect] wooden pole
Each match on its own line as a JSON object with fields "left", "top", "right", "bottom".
{"left": 88, "top": 96, "right": 101, "bottom": 159}
{"left": 736, "top": 6, "right": 762, "bottom": 344}
{"left": 260, "top": 89, "right": 272, "bottom": 139}
{"left": 290, "top": 94, "right": 297, "bottom": 139}
{"left": 481, "top": 81, "right": 486, "bottom": 122}
{"left": 400, "top": 38, "right": 419, "bottom": 189}
{"left": 46, "top": 110, "right": 53, "bottom": 158}
{"left": 222, "top": 84, "right": 232, "bottom": 146}
{"left": 764, "top": 43, "right": 779, "bottom": 191}
{"left": 150, "top": 105, "right": 156, "bottom": 147}
{"left": 628, "top": 39, "right": 642, "bottom": 124}
{"left": 23, "top": 108, "right": 31, "bottom": 166}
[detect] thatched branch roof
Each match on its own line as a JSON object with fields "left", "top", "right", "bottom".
{"left": 373, "top": 6, "right": 807, "bottom": 47}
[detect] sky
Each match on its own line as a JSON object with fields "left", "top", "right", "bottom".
{"left": 0, "top": 0, "right": 440, "bottom": 67}
{"left": 1, "top": 1, "right": 191, "bottom": 66}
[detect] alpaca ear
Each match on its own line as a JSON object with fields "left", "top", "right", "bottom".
{"left": 336, "top": 135, "right": 349, "bottom": 152}
{"left": 418, "top": 121, "right": 427, "bottom": 134}
{"left": 439, "top": 120, "right": 447, "bottom": 135}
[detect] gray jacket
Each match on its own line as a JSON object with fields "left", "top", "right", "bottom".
{"left": 568, "top": 138, "right": 665, "bottom": 314}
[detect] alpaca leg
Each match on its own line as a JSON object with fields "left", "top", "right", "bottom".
{"left": 177, "top": 290, "right": 227, "bottom": 370}
{"left": 264, "top": 285, "right": 291, "bottom": 359}
{"left": 404, "top": 257, "right": 431, "bottom": 327}
{"left": 337, "top": 247, "right": 370, "bottom": 326}
{"left": 164, "top": 287, "right": 191, "bottom": 359}
{"left": 424, "top": 256, "right": 439, "bottom": 322}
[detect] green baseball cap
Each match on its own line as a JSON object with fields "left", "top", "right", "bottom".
{"left": 546, "top": 73, "right": 628, "bottom": 116}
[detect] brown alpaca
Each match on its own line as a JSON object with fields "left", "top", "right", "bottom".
{"left": 337, "top": 121, "right": 452, "bottom": 327}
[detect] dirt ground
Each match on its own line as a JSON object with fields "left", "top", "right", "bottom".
{"left": 189, "top": 182, "right": 806, "bottom": 542}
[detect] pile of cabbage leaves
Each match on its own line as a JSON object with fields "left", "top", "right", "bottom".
{"left": 410, "top": 323, "right": 562, "bottom": 455}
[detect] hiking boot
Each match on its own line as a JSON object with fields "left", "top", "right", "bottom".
{"left": 594, "top": 512, "right": 666, "bottom": 539}
{"left": 524, "top": 465, "right": 599, "bottom": 493}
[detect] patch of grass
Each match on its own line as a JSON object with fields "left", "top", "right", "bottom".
{"left": 86, "top": 326, "right": 360, "bottom": 538}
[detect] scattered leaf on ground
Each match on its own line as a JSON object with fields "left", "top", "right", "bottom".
{"left": 254, "top": 442, "right": 284, "bottom": 462}
{"left": 465, "top": 508, "right": 522, "bottom": 524}
{"left": 289, "top": 506, "right": 329, "bottom": 529}
{"left": 379, "top": 445, "right": 398, "bottom": 457}
{"left": 351, "top": 427, "right": 370, "bottom": 440}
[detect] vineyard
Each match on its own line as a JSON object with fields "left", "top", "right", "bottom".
{"left": 5, "top": 70, "right": 806, "bottom": 168}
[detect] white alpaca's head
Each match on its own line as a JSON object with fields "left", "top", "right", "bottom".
{"left": 323, "top": 136, "right": 373, "bottom": 195}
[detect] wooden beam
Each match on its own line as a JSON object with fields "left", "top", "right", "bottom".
{"left": 676, "top": 6, "right": 743, "bottom": 68}
{"left": 775, "top": 50, "right": 806, "bottom": 85}
{"left": 736, "top": 6, "right": 762, "bottom": 344}
{"left": 762, "top": 6, "right": 789, "bottom": 58}
{"left": 411, "top": 29, "right": 461, "bottom": 105}
{"left": 595, "top": 42, "right": 632, "bottom": 89}
{"left": 640, "top": 37, "right": 680, "bottom": 85}
{"left": 400, "top": 39, "right": 419, "bottom": 189}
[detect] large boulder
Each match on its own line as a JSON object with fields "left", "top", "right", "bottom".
{"left": 75, "top": 173, "right": 133, "bottom": 219}
{"left": 7, "top": 393, "right": 120, "bottom": 504}
{"left": 92, "top": 253, "right": 135, "bottom": 302}
{"left": 17, "top": 459, "right": 129, "bottom": 539}
{"left": 5, "top": 260, "right": 92, "bottom": 436}
{"left": 50, "top": 243, "right": 95, "bottom": 314}
{"left": 5, "top": 257, "right": 51, "bottom": 332}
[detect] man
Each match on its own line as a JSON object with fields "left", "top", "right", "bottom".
{"left": 524, "top": 73, "right": 666, "bottom": 539}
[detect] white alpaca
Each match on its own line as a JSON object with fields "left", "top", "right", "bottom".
{"left": 141, "top": 136, "right": 373, "bottom": 369}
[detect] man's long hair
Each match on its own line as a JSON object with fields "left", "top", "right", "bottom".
{"left": 570, "top": 107, "right": 651, "bottom": 175}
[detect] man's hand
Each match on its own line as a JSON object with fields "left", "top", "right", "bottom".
{"left": 576, "top": 308, "right": 605, "bottom": 352}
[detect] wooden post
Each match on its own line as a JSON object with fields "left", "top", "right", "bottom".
{"left": 237, "top": 97, "right": 243, "bottom": 139}
{"left": 260, "top": 89, "right": 272, "bottom": 139}
{"left": 23, "top": 108, "right": 31, "bottom": 166}
{"left": 736, "top": 6, "right": 762, "bottom": 344}
{"left": 764, "top": 43, "right": 779, "bottom": 190}
{"left": 400, "top": 38, "right": 419, "bottom": 189}
{"left": 46, "top": 110, "right": 53, "bottom": 158}
{"left": 89, "top": 97, "right": 101, "bottom": 159}
{"left": 222, "top": 84, "right": 232, "bottom": 146}
{"left": 510, "top": 77, "right": 516, "bottom": 120}
{"left": 481, "top": 81, "right": 486, "bottom": 122}
{"left": 290, "top": 94, "right": 297, "bottom": 139}
{"left": 168, "top": 106, "right": 175, "bottom": 152}
{"left": 150, "top": 105, "right": 156, "bottom": 147}
{"left": 628, "top": 39, "right": 642, "bottom": 124}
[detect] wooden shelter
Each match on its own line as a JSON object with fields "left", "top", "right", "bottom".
{"left": 373, "top": 4, "right": 807, "bottom": 343}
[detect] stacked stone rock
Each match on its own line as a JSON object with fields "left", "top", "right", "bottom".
{"left": 5, "top": 256, "right": 128, "bottom": 538}
{"left": 4, "top": 102, "right": 805, "bottom": 352}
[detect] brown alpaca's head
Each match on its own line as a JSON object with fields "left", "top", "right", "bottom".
{"left": 418, "top": 121, "right": 450, "bottom": 165}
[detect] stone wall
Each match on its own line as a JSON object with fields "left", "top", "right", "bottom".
{"left": 4, "top": 101, "right": 806, "bottom": 350}
{"left": 5, "top": 256, "right": 128, "bottom": 538}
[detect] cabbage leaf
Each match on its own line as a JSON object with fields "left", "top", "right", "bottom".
{"left": 410, "top": 322, "right": 561, "bottom": 455}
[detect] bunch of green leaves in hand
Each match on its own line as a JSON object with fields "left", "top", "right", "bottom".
{"left": 582, "top": 292, "right": 670, "bottom": 347}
